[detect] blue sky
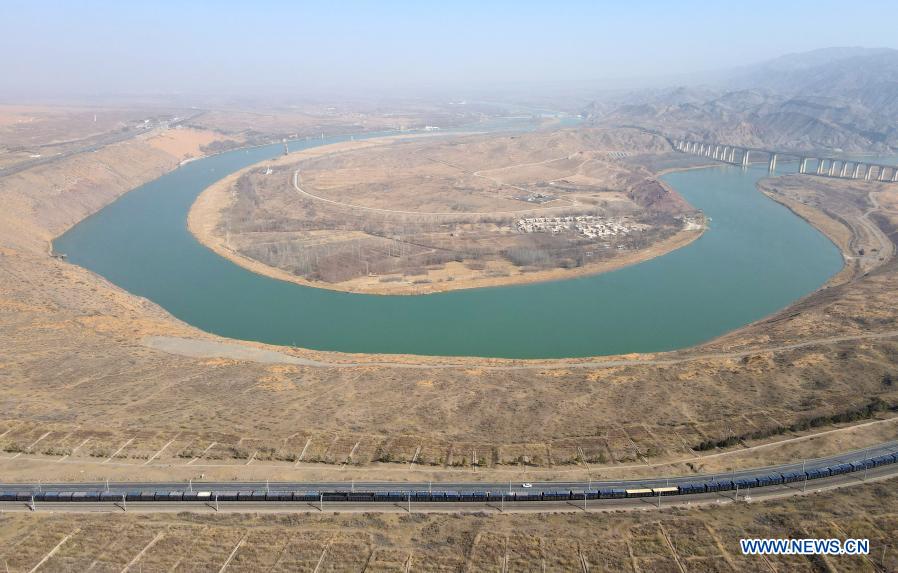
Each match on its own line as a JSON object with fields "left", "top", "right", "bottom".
{"left": 2, "top": 0, "right": 897, "bottom": 97}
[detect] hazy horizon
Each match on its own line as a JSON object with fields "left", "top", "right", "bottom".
{"left": 2, "top": 0, "right": 898, "bottom": 100}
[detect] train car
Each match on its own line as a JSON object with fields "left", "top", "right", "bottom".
{"left": 829, "top": 463, "right": 852, "bottom": 476}
{"left": 807, "top": 468, "right": 830, "bottom": 479}
{"left": 99, "top": 491, "right": 120, "bottom": 502}
{"left": 677, "top": 483, "right": 705, "bottom": 495}
{"left": 585, "top": 490, "right": 599, "bottom": 500}
{"left": 71, "top": 492, "right": 89, "bottom": 502}
{"left": 734, "top": 479, "right": 757, "bottom": 490}
{"left": 137, "top": 491, "right": 155, "bottom": 502}
{"left": 849, "top": 461, "right": 870, "bottom": 472}
{"left": 471, "top": 491, "right": 489, "bottom": 502}
{"left": 707, "top": 481, "right": 733, "bottom": 492}
{"left": 182, "top": 491, "right": 200, "bottom": 502}
{"left": 624, "top": 488, "right": 653, "bottom": 498}
{"left": 0, "top": 492, "right": 16, "bottom": 502}
{"left": 216, "top": 491, "right": 238, "bottom": 502}
{"left": 56, "top": 492, "right": 74, "bottom": 502}
{"left": 294, "top": 491, "right": 318, "bottom": 502}
{"left": 347, "top": 492, "right": 375, "bottom": 502}
{"left": 651, "top": 487, "right": 678, "bottom": 496}
{"left": 756, "top": 474, "right": 782, "bottom": 487}
{"left": 781, "top": 471, "right": 804, "bottom": 484}
{"left": 872, "top": 455, "right": 893, "bottom": 467}
{"left": 125, "top": 491, "right": 143, "bottom": 502}
{"left": 41, "top": 492, "right": 59, "bottom": 502}
{"left": 163, "top": 491, "right": 184, "bottom": 502}
{"left": 541, "top": 490, "right": 568, "bottom": 501}
{"left": 197, "top": 491, "right": 212, "bottom": 501}
{"left": 444, "top": 491, "right": 461, "bottom": 502}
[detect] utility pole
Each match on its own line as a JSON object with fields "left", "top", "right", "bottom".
{"left": 501, "top": 494, "right": 504, "bottom": 512}
{"left": 122, "top": 493, "right": 126, "bottom": 512}
{"left": 319, "top": 493, "right": 323, "bottom": 512}
{"left": 105, "top": 479, "right": 109, "bottom": 492}
{"left": 734, "top": 483, "right": 739, "bottom": 502}
{"left": 657, "top": 490, "right": 661, "bottom": 508}
{"left": 189, "top": 479, "right": 192, "bottom": 493}
{"left": 584, "top": 492, "right": 588, "bottom": 511}
{"left": 30, "top": 494, "right": 35, "bottom": 512}
{"left": 407, "top": 492, "right": 411, "bottom": 514}
{"left": 215, "top": 493, "right": 219, "bottom": 512}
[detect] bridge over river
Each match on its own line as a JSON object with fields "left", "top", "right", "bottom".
{"left": 674, "top": 139, "right": 898, "bottom": 183}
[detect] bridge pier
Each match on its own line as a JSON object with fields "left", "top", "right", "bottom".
{"left": 828, "top": 160, "right": 837, "bottom": 177}
{"left": 840, "top": 162, "right": 849, "bottom": 178}
{"left": 816, "top": 159, "right": 826, "bottom": 175}
{"left": 728, "top": 148, "right": 736, "bottom": 163}
{"left": 799, "top": 157, "right": 808, "bottom": 174}
{"left": 880, "top": 166, "right": 889, "bottom": 182}
{"left": 865, "top": 165, "right": 873, "bottom": 181}
{"left": 768, "top": 153, "right": 777, "bottom": 173}
{"left": 893, "top": 168, "right": 898, "bottom": 183}
{"left": 853, "top": 163, "right": 862, "bottom": 179}
{"left": 741, "top": 149, "right": 750, "bottom": 167}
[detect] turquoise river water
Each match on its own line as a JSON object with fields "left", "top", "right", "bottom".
{"left": 55, "top": 127, "right": 844, "bottom": 358}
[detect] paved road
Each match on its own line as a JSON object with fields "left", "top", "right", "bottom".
{"left": 5, "top": 441, "right": 896, "bottom": 497}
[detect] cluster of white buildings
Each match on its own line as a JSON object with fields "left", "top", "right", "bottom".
{"left": 515, "top": 215, "right": 647, "bottom": 240}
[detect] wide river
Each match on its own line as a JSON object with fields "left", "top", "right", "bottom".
{"left": 55, "top": 126, "right": 844, "bottom": 358}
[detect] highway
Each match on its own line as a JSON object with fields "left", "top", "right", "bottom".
{"left": 0, "top": 441, "right": 895, "bottom": 514}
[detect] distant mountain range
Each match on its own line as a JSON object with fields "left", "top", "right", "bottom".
{"left": 587, "top": 48, "right": 898, "bottom": 153}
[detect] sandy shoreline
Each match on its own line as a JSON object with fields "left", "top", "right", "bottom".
{"left": 187, "top": 140, "right": 706, "bottom": 296}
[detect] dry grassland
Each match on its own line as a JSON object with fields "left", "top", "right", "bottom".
{"left": 1, "top": 108, "right": 898, "bottom": 484}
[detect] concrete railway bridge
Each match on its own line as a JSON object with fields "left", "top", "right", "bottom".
{"left": 673, "top": 139, "right": 898, "bottom": 183}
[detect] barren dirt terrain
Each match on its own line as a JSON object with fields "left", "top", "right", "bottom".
{"left": 1, "top": 106, "right": 898, "bottom": 487}
{"left": 191, "top": 128, "right": 703, "bottom": 294}
{"left": 2, "top": 477, "right": 897, "bottom": 571}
